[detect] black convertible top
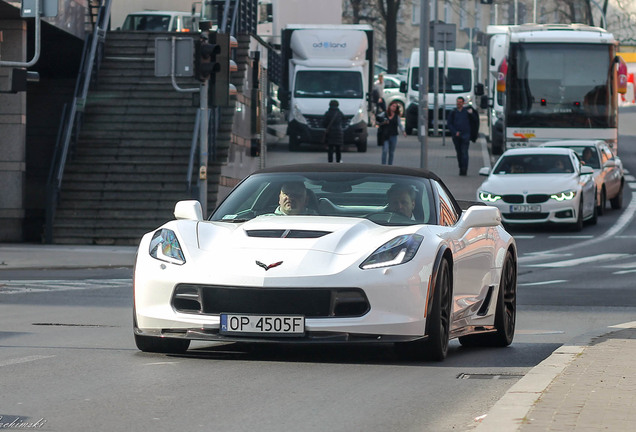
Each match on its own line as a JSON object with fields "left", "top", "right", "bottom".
{"left": 253, "top": 163, "right": 443, "bottom": 183}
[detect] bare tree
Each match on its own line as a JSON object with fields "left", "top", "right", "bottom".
{"left": 376, "top": 0, "right": 402, "bottom": 74}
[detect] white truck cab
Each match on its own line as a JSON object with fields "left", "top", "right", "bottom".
{"left": 402, "top": 48, "right": 479, "bottom": 135}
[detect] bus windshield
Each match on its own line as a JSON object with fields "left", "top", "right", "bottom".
{"left": 506, "top": 43, "right": 616, "bottom": 128}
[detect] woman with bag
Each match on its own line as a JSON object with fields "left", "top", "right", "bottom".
{"left": 380, "top": 100, "right": 406, "bottom": 165}
{"left": 322, "top": 100, "right": 344, "bottom": 163}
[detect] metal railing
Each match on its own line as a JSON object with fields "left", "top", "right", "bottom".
{"left": 44, "top": 0, "right": 113, "bottom": 243}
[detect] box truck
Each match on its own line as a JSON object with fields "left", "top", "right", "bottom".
{"left": 279, "top": 24, "right": 374, "bottom": 152}
{"left": 401, "top": 48, "right": 480, "bottom": 135}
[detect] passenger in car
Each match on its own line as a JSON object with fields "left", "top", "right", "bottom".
{"left": 274, "top": 182, "right": 318, "bottom": 215}
{"left": 386, "top": 184, "right": 416, "bottom": 219}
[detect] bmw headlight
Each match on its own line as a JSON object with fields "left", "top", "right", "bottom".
{"left": 291, "top": 103, "right": 307, "bottom": 124}
{"left": 149, "top": 229, "right": 186, "bottom": 265}
{"left": 360, "top": 234, "right": 424, "bottom": 270}
{"left": 550, "top": 190, "right": 576, "bottom": 201}
{"left": 479, "top": 191, "right": 502, "bottom": 202}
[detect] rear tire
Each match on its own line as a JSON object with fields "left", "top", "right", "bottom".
{"left": 395, "top": 258, "right": 452, "bottom": 361}
{"left": 289, "top": 135, "right": 300, "bottom": 152}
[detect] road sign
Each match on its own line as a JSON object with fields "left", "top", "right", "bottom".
{"left": 21, "top": 0, "right": 58, "bottom": 18}
{"left": 155, "top": 37, "right": 194, "bottom": 78}
{"left": 430, "top": 23, "right": 456, "bottom": 51}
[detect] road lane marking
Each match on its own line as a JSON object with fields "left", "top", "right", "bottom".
{"left": 518, "top": 280, "right": 567, "bottom": 286}
{"left": 526, "top": 253, "right": 629, "bottom": 268}
{"left": 547, "top": 235, "right": 593, "bottom": 239}
{"left": 0, "top": 355, "right": 55, "bottom": 367}
{"left": 629, "top": 182, "right": 636, "bottom": 190}
{"left": 614, "top": 269, "right": 636, "bottom": 275}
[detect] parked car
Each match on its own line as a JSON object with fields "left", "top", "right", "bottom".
{"left": 119, "top": 11, "right": 195, "bottom": 32}
{"left": 133, "top": 164, "right": 517, "bottom": 361}
{"left": 478, "top": 147, "right": 597, "bottom": 231}
{"left": 540, "top": 140, "right": 624, "bottom": 214}
{"left": 382, "top": 74, "right": 407, "bottom": 115}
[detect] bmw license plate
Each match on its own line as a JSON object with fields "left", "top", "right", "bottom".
{"left": 220, "top": 314, "right": 305, "bottom": 337}
{"left": 510, "top": 205, "right": 541, "bottom": 212}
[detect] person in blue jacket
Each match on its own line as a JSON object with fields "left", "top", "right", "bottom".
{"left": 447, "top": 96, "right": 478, "bottom": 176}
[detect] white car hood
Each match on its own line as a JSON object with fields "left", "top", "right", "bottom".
{"left": 183, "top": 216, "right": 424, "bottom": 280}
{"left": 480, "top": 174, "right": 580, "bottom": 194}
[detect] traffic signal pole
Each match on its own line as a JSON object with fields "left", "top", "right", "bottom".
{"left": 199, "top": 75, "right": 209, "bottom": 216}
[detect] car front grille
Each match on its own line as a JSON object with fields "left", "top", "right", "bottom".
{"left": 526, "top": 194, "right": 550, "bottom": 204}
{"left": 305, "top": 115, "right": 353, "bottom": 129}
{"left": 502, "top": 195, "right": 524, "bottom": 204}
{"left": 246, "top": 229, "right": 331, "bottom": 238}
{"left": 172, "top": 284, "right": 370, "bottom": 318}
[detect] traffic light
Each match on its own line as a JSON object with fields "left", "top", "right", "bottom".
{"left": 194, "top": 35, "right": 220, "bottom": 82}
{"left": 209, "top": 32, "right": 238, "bottom": 106}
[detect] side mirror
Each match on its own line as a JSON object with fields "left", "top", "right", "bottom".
{"left": 174, "top": 200, "right": 203, "bottom": 221}
{"left": 474, "top": 83, "right": 484, "bottom": 96}
{"left": 480, "top": 94, "right": 489, "bottom": 109}
{"left": 400, "top": 81, "right": 407, "bottom": 93}
{"left": 580, "top": 165, "right": 594, "bottom": 176}
{"left": 479, "top": 167, "right": 491, "bottom": 176}
{"left": 459, "top": 206, "right": 502, "bottom": 228}
{"left": 603, "top": 159, "right": 616, "bottom": 168}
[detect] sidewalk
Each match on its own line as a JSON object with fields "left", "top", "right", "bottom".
{"left": 1, "top": 128, "right": 635, "bottom": 431}
{"left": 476, "top": 322, "right": 636, "bottom": 432}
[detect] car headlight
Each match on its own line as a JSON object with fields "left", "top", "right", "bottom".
{"left": 550, "top": 190, "right": 577, "bottom": 201}
{"left": 479, "top": 191, "right": 502, "bottom": 202}
{"left": 360, "top": 234, "right": 424, "bottom": 270}
{"left": 291, "top": 103, "right": 307, "bottom": 124}
{"left": 351, "top": 103, "right": 366, "bottom": 124}
{"left": 149, "top": 229, "right": 186, "bottom": 265}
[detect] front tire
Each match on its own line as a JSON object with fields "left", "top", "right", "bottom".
{"left": 459, "top": 250, "right": 517, "bottom": 347}
{"left": 289, "top": 135, "right": 300, "bottom": 152}
{"left": 395, "top": 258, "right": 452, "bottom": 361}
{"left": 357, "top": 138, "right": 367, "bottom": 153}
{"left": 571, "top": 199, "right": 584, "bottom": 232}
{"left": 610, "top": 183, "right": 624, "bottom": 209}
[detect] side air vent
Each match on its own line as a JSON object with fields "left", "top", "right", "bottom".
{"left": 246, "top": 229, "right": 331, "bottom": 238}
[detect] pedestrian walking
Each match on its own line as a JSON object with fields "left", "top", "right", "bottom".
{"left": 322, "top": 100, "right": 344, "bottom": 163}
{"left": 447, "top": 96, "right": 478, "bottom": 176}
{"left": 380, "top": 100, "right": 406, "bottom": 165}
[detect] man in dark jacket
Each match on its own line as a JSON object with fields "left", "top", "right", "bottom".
{"left": 447, "top": 96, "right": 478, "bottom": 176}
{"left": 322, "top": 100, "right": 344, "bottom": 163}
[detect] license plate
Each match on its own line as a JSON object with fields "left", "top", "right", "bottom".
{"left": 510, "top": 205, "right": 541, "bottom": 213}
{"left": 220, "top": 314, "right": 305, "bottom": 337}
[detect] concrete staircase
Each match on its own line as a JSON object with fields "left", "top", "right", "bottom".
{"left": 51, "top": 31, "right": 214, "bottom": 245}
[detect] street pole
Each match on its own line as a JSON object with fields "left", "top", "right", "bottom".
{"left": 198, "top": 28, "right": 210, "bottom": 216}
{"left": 419, "top": 0, "right": 430, "bottom": 169}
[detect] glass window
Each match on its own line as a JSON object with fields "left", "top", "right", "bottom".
{"left": 433, "top": 181, "right": 459, "bottom": 227}
{"left": 210, "top": 172, "right": 436, "bottom": 226}
{"left": 493, "top": 154, "right": 575, "bottom": 174}
{"left": 506, "top": 43, "right": 616, "bottom": 129}
{"left": 294, "top": 71, "right": 363, "bottom": 99}
{"left": 410, "top": 67, "right": 472, "bottom": 93}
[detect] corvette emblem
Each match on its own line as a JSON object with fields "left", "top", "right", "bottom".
{"left": 256, "top": 260, "right": 283, "bottom": 271}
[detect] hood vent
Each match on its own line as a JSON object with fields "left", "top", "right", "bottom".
{"left": 246, "top": 229, "right": 331, "bottom": 239}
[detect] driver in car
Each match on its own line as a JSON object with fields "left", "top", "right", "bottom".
{"left": 274, "top": 182, "right": 317, "bottom": 215}
{"left": 386, "top": 184, "right": 416, "bottom": 219}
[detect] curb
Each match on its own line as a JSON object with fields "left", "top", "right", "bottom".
{"left": 474, "top": 320, "right": 636, "bottom": 431}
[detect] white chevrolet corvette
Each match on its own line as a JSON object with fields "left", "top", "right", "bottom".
{"left": 134, "top": 164, "right": 517, "bottom": 361}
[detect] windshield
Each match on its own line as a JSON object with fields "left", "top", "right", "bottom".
{"left": 122, "top": 14, "right": 172, "bottom": 31}
{"left": 294, "top": 71, "right": 363, "bottom": 98}
{"left": 410, "top": 67, "right": 472, "bottom": 93}
{"left": 493, "top": 154, "right": 575, "bottom": 174}
{"left": 550, "top": 145, "right": 601, "bottom": 169}
{"left": 210, "top": 172, "right": 437, "bottom": 226}
{"left": 506, "top": 43, "right": 617, "bottom": 128}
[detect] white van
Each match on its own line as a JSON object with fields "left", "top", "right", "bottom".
{"left": 120, "top": 11, "right": 194, "bottom": 32}
{"left": 402, "top": 48, "right": 479, "bottom": 135}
